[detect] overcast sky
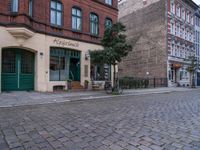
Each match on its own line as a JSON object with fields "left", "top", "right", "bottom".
{"left": 193, "top": 0, "right": 200, "bottom": 5}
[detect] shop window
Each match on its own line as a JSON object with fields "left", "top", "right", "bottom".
{"left": 90, "top": 13, "right": 99, "bottom": 35}
{"left": 105, "top": 0, "right": 112, "bottom": 5}
{"left": 50, "top": 55, "right": 66, "bottom": 81}
{"left": 105, "top": 18, "right": 112, "bottom": 29}
{"left": 50, "top": 0, "right": 62, "bottom": 26}
{"left": 29, "top": 0, "right": 33, "bottom": 17}
{"left": 91, "top": 64, "right": 111, "bottom": 81}
{"left": 72, "top": 7, "right": 82, "bottom": 31}
{"left": 50, "top": 49, "right": 67, "bottom": 81}
{"left": 180, "top": 71, "right": 183, "bottom": 80}
{"left": 50, "top": 48, "right": 80, "bottom": 81}
{"left": 11, "top": 0, "right": 18, "bottom": 12}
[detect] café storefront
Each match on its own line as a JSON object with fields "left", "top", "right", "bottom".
{"left": 0, "top": 27, "right": 112, "bottom": 92}
{"left": 168, "top": 61, "right": 190, "bottom": 87}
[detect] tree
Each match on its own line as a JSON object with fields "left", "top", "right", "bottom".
{"left": 90, "top": 22, "right": 132, "bottom": 89}
{"left": 185, "top": 56, "right": 200, "bottom": 88}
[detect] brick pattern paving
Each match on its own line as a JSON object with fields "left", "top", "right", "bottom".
{"left": 0, "top": 91, "right": 200, "bottom": 150}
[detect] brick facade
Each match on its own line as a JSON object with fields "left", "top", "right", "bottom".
{"left": 0, "top": 0, "right": 118, "bottom": 44}
{"left": 118, "top": 0, "right": 168, "bottom": 79}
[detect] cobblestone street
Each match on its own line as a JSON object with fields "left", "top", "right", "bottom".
{"left": 1, "top": 90, "right": 200, "bottom": 150}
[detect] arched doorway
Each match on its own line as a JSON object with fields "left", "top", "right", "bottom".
{"left": 1, "top": 48, "right": 35, "bottom": 91}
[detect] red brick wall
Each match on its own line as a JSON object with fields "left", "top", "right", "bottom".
{"left": 0, "top": 0, "right": 118, "bottom": 44}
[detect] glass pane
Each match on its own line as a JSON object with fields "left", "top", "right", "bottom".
{"left": 95, "top": 23, "right": 98, "bottom": 34}
{"left": 77, "top": 18, "right": 81, "bottom": 30}
{"left": 51, "top": 10, "right": 56, "bottom": 24}
{"left": 56, "top": 12, "right": 62, "bottom": 26}
{"left": 12, "top": 0, "right": 18, "bottom": 12}
{"left": 60, "top": 57, "right": 67, "bottom": 81}
{"left": 21, "top": 51, "right": 34, "bottom": 74}
{"left": 72, "top": 16, "right": 77, "bottom": 29}
{"left": 90, "top": 22, "right": 93, "bottom": 33}
{"left": 72, "top": 8, "right": 76, "bottom": 15}
{"left": 51, "top": 1, "right": 56, "bottom": 9}
{"left": 2, "top": 50, "right": 16, "bottom": 73}
{"left": 57, "top": 3, "right": 62, "bottom": 11}
{"left": 90, "top": 14, "right": 93, "bottom": 21}
{"left": 77, "top": 9, "right": 81, "bottom": 17}
{"left": 50, "top": 56, "right": 60, "bottom": 81}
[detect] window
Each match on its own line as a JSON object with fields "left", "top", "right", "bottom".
{"left": 90, "top": 64, "right": 111, "bottom": 81}
{"left": 11, "top": 0, "right": 18, "bottom": 12}
{"left": 176, "top": 5, "right": 180, "bottom": 17}
{"left": 186, "top": 12, "right": 190, "bottom": 23}
{"left": 29, "top": 0, "right": 33, "bottom": 17}
{"left": 182, "top": 8, "right": 185, "bottom": 20}
{"left": 90, "top": 13, "right": 99, "bottom": 35}
{"left": 171, "top": 22, "right": 174, "bottom": 34}
{"left": 105, "top": 18, "right": 112, "bottom": 29}
{"left": 72, "top": 7, "right": 82, "bottom": 31}
{"left": 105, "top": 0, "right": 112, "bottom": 5}
{"left": 50, "top": 48, "right": 80, "bottom": 81}
{"left": 50, "top": 49, "right": 67, "bottom": 81}
{"left": 170, "top": 2, "right": 175, "bottom": 14}
{"left": 50, "top": 1, "right": 62, "bottom": 26}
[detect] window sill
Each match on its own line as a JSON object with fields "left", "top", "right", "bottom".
{"left": 50, "top": 24, "right": 63, "bottom": 30}
{"left": 90, "top": 34, "right": 99, "bottom": 38}
{"left": 72, "top": 30, "right": 82, "bottom": 34}
{"left": 10, "top": 12, "right": 18, "bottom": 16}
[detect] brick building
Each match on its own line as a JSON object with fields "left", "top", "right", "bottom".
{"left": 118, "top": 0, "right": 199, "bottom": 87}
{"left": 0, "top": 0, "right": 118, "bottom": 92}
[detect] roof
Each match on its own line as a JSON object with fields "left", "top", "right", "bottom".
{"left": 184, "top": 0, "right": 199, "bottom": 9}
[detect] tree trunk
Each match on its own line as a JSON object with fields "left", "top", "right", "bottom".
{"left": 113, "top": 64, "right": 116, "bottom": 88}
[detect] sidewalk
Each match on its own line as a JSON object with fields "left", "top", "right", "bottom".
{"left": 0, "top": 87, "right": 198, "bottom": 107}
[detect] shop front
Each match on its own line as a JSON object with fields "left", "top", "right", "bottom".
{"left": 0, "top": 26, "right": 105, "bottom": 92}
{"left": 168, "top": 62, "right": 190, "bottom": 87}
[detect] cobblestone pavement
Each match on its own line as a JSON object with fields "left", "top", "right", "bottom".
{"left": 1, "top": 90, "right": 200, "bottom": 150}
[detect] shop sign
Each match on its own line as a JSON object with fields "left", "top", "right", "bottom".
{"left": 53, "top": 38, "right": 79, "bottom": 48}
{"left": 173, "top": 63, "right": 182, "bottom": 68}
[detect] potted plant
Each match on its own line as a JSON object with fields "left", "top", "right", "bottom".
{"left": 84, "top": 80, "right": 89, "bottom": 90}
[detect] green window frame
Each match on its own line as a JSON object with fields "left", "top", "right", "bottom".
{"left": 50, "top": 0, "right": 63, "bottom": 26}
{"left": 11, "top": 0, "right": 18, "bottom": 12}
{"left": 72, "top": 7, "right": 82, "bottom": 31}
{"left": 90, "top": 13, "right": 99, "bottom": 35}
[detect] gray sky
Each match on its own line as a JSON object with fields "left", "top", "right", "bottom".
{"left": 193, "top": 0, "right": 200, "bottom": 5}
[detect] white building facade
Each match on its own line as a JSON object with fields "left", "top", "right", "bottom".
{"left": 195, "top": 11, "right": 200, "bottom": 86}
{"left": 167, "top": 0, "right": 197, "bottom": 87}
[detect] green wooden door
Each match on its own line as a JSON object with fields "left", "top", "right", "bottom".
{"left": 69, "top": 58, "right": 80, "bottom": 81}
{"left": 1, "top": 49, "right": 35, "bottom": 91}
